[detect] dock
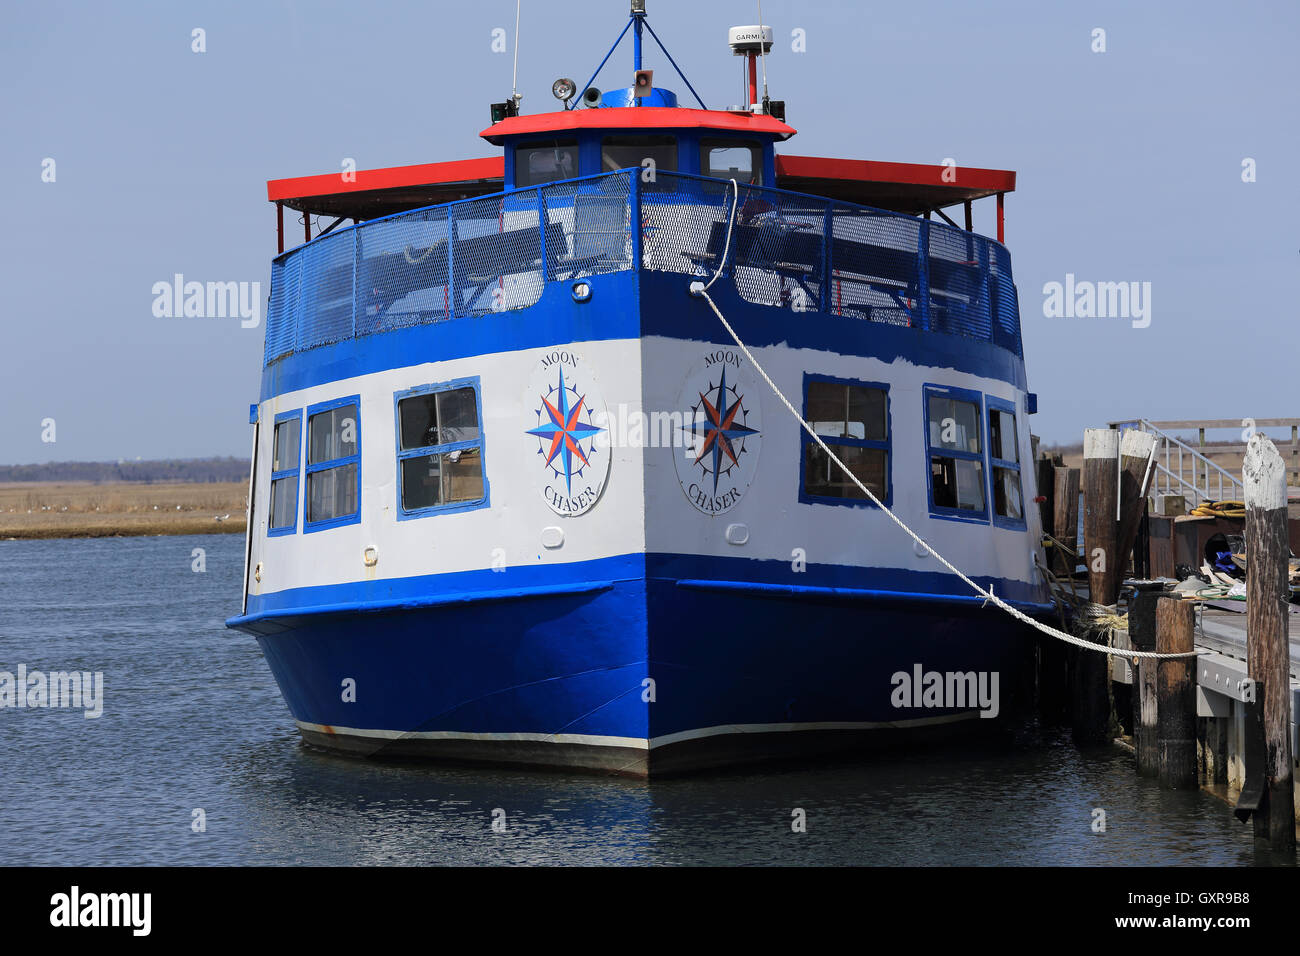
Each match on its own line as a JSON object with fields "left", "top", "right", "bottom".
{"left": 1110, "top": 602, "right": 1300, "bottom": 799}
{"left": 1037, "top": 417, "right": 1299, "bottom": 850}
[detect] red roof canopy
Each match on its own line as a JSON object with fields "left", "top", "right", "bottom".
{"left": 264, "top": 143, "right": 1015, "bottom": 227}
{"left": 775, "top": 155, "right": 1015, "bottom": 215}
{"left": 267, "top": 156, "right": 504, "bottom": 219}
{"left": 479, "top": 106, "right": 796, "bottom": 145}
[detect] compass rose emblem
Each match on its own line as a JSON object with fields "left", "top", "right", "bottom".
{"left": 523, "top": 351, "right": 610, "bottom": 516}
{"left": 685, "top": 365, "right": 759, "bottom": 495}
{"left": 674, "top": 350, "right": 763, "bottom": 515}
{"left": 527, "top": 366, "right": 604, "bottom": 495}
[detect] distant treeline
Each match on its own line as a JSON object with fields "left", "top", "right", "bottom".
{"left": 0, "top": 457, "right": 250, "bottom": 484}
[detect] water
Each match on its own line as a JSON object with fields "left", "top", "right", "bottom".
{"left": 0, "top": 534, "right": 1288, "bottom": 866}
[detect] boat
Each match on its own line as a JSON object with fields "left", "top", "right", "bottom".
{"left": 227, "top": 1, "right": 1055, "bottom": 775}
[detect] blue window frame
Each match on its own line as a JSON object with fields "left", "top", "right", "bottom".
{"left": 798, "top": 373, "right": 891, "bottom": 508}
{"left": 304, "top": 395, "right": 361, "bottom": 533}
{"left": 924, "top": 384, "right": 988, "bottom": 522}
{"left": 268, "top": 409, "right": 302, "bottom": 536}
{"left": 987, "top": 396, "right": 1025, "bottom": 529}
{"left": 393, "top": 377, "right": 489, "bottom": 519}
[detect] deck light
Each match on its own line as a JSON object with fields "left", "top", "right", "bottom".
{"left": 552, "top": 78, "right": 576, "bottom": 103}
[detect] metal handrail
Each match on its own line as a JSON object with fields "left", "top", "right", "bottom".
{"left": 1115, "top": 419, "right": 1243, "bottom": 505}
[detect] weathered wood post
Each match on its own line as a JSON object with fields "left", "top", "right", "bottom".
{"left": 1243, "top": 436, "right": 1295, "bottom": 850}
{"left": 1129, "top": 586, "right": 1162, "bottom": 776}
{"left": 1074, "top": 429, "right": 1119, "bottom": 745}
{"left": 1035, "top": 463, "right": 1075, "bottom": 725}
{"left": 1051, "top": 465, "right": 1080, "bottom": 575}
{"left": 1156, "top": 597, "right": 1197, "bottom": 788}
{"left": 1116, "top": 430, "right": 1158, "bottom": 583}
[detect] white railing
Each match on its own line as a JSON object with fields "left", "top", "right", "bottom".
{"left": 1109, "top": 418, "right": 1300, "bottom": 505}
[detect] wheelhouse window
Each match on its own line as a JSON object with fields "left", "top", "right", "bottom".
{"left": 304, "top": 398, "right": 361, "bottom": 530}
{"left": 515, "top": 139, "right": 578, "bottom": 188}
{"left": 801, "top": 377, "right": 889, "bottom": 504}
{"left": 700, "top": 139, "right": 763, "bottom": 185}
{"left": 926, "top": 388, "right": 986, "bottom": 518}
{"left": 601, "top": 135, "right": 677, "bottom": 174}
{"left": 988, "top": 400, "right": 1024, "bottom": 525}
{"left": 269, "top": 411, "right": 301, "bottom": 534}
{"left": 395, "top": 379, "right": 487, "bottom": 517}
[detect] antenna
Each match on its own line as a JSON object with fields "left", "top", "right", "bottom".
{"left": 757, "top": 0, "right": 769, "bottom": 112}
{"left": 511, "top": 0, "right": 522, "bottom": 109}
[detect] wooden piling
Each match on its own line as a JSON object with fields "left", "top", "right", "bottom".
{"left": 1243, "top": 437, "right": 1295, "bottom": 850}
{"left": 1129, "top": 587, "right": 1161, "bottom": 776}
{"left": 1116, "top": 430, "right": 1158, "bottom": 583}
{"left": 1034, "top": 465, "right": 1074, "bottom": 724}
{"left": 1156, "top": 597, "right": 1197, "bottom": 788}
{"left": 1074, "top": 429, "right": 1119, "bottom": 746}
{"left": 1051, "top": 465, "right": 1080, "bottom": 576}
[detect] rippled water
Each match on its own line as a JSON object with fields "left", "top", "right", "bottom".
{"left": 0, "top": 534, "right": 1287, "bottom": 866}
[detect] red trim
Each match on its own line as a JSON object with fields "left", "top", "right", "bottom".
{"left": 480, "top": 107, "right": 795, "bottom": 144}
{"left": 267, "top": 156, "right": 504, "bottom": 203}
{"left": 775, "top": 154, "right": 1015, "bottom": 194}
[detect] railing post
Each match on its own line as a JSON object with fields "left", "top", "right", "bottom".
{"left": 351, "top": 228, "right": 358, "bottom": 339}
{"left": 1198, "top": 426, "right": 1206, "bottom": 495}
{"left": 977, "top": 238, "right": 991, "bottom": 340}
{"left": 537, "top": 187, "right": 548, "bottom": 279}
{"left": 630, "top": 171, "right": 641, "bottom": 270}
{"left": 821, "top": 204, "right": 832, "bottom": 314}
{"left": 446, "top": 207, "right": 456, "bottom": 318}
{"left": 916, "top": 219, "right": 931, "bottom": 331}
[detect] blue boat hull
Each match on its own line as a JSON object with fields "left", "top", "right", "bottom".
{"left": 238, "top": 557, "right": 1045, "bottom": 774}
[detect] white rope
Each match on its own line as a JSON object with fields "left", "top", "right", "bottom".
{"left": 689, "top": 184, "right": 1196, "bottom": 662}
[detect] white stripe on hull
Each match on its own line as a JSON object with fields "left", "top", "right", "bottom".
{"left": 296, "top": 711, "right": 977, "bottom": 751}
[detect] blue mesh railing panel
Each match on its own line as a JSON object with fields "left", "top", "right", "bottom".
{"left": 989, "top": 243, "right": 1023, "bottom": 357}
{"left": 261, "top": 169, "right": 1022, "bottom": 366}
{"left": 641, "top": 173, "right": 736, "bottom": 279}
{"left": 294, "top": 229, "right": 355, "bottom": 350}
{"left": 448, "top": 194, "right": 541, "bottom": 317}
{"left": 828, "top": 206, "right": 922, "bottom": 326}
{"left": 926, "top": 224, "right": 991, "bottom": 342}
{"left": 356, "top": 206, "right": 452, "bottom": 333}
{"left": 541, "top": 173, "right": 633, "bottom": 281}
{"left": 264, "top": 254, "right": 300, "bottom": 363}
{"left": 730, "top": 189, "right": 827, "bottom": 312}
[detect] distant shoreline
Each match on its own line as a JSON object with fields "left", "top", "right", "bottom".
{"left": 0, "top": 481, "right": 247, "bottom": 541}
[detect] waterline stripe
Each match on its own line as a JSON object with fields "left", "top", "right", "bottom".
{"left": 296, "top": 712, "right": 976, "bottom": 751}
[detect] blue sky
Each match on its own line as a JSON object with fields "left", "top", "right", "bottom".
{"left": 2, "top": 0, "right": 1296, "bottom": 462}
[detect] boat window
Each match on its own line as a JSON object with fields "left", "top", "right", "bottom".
{"left": 988, "top": 402, "right": 1024, "bottom": 524}
{"left": 801, "top": 378, "right": 889, "bottom": 503}
{"left": 269, "top": 412, "right": 301, "bottom": 534}
{"left": 395, "top": 380, "right": 487, "bottom": 516}
{"left": 700, "top": 139, "right": 763, "bottom": 185}
{"left": 601, "top": 135, "right": 677, "bottom": 174}
{"left": 515, "top": 139, "right": 579, "bottom": 188}
{"left": 304, "top": 399, "right": 361, "bottom": 529}
{"left": 926, "top": 389, "right": 986, "bottom": 517}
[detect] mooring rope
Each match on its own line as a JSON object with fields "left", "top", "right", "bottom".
{"left": 690, "top": 180, "right": 1197, "bottom": 661}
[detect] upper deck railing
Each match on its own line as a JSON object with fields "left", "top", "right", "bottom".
{"left": 264, "top": 170, "right": 1023, "bottom": 366}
